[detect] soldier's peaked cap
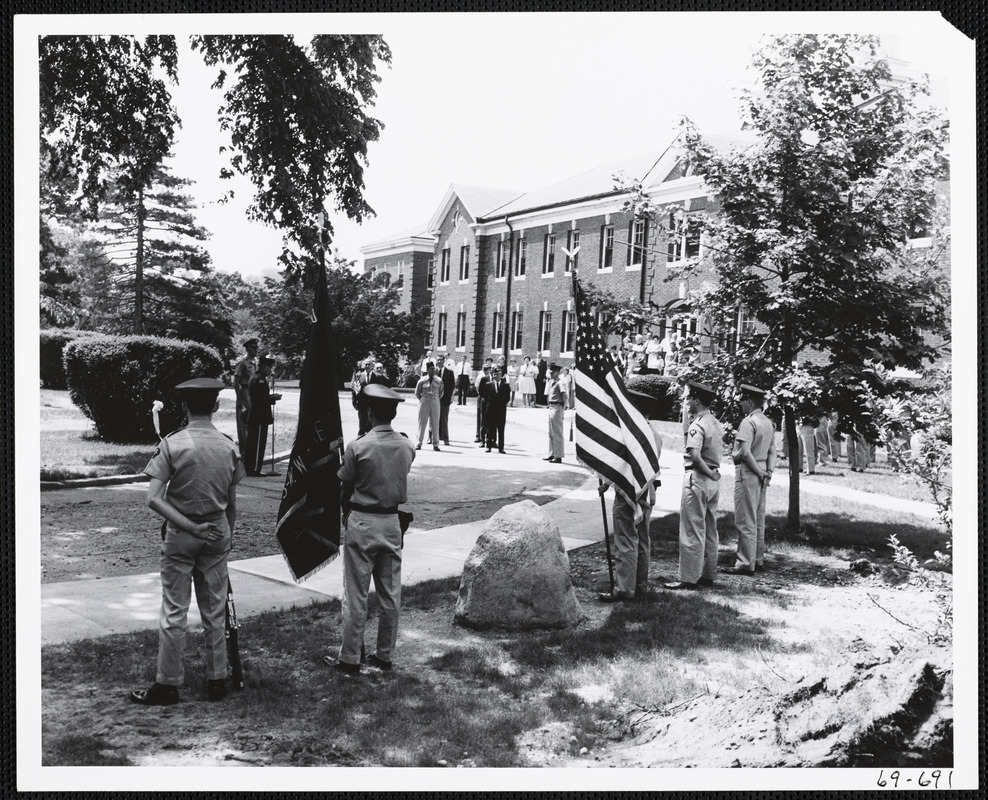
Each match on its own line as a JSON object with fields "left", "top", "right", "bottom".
{"left": 361, "top": 383, "right": 405, "bottom": 402}
{"left": 243, "top": 338, "right": 258, "bottom": 348}
{"left": 176, "top": 377, "right": 225, "bottom": 392}
{"left": 688, "top": 380, "right": 714, "bottom": 395}
{"left": 739, "top": 383, "right": 766, "bottom": 398}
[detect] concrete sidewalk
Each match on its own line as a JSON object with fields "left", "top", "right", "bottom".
{"left": 39, "top": 454, "right": 684, "bottom": 646}
{"left": 40, "top": 429, "right": 935, "bottom": 646}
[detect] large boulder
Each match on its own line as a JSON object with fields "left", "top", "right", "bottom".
{"left": 454, "top": 500, "right": 581, "bottom": 630}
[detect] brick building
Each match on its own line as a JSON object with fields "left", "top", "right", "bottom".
{"left": 360, "top": 139, "right": 726, "bottom": 370}
{"left": 361, "top": 130, "right": 948, "bottom": 373}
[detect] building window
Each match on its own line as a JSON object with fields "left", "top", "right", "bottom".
{"left": 599, "top": 225, "right": 614, "bottom": 270}
{"left": 543, "top": 233, "right": 555, "bottom": 275}
{"left": 668, "top": 213, "right": 700, "bottom": 262}
{"left": 427, "top": 258, "right": 435, "bottom": 289}
{"left": 492, "top": 311, "right": 504, "bottom": 350}
{"left": 628, "top": 219, "right": 646, "bottom": 266}
{"left": 565, "top": 230, "right": 579, "bottom": 274}
{"left": 561, "top": 310, "right": 576, "bottom": 354}
{"left": 459, "top": 245, "right": 470, "bottom": 281}
{"left": 395, "top": 261, "right": 405, "bottom": 288}
{"left": 437, "top": 312, "right": 448, "bottom": 348}
{"left": 538, "top": 310, "right": 552, "bottom": 353}
{"left": 496, "top": 240, "right": 508, "bottom": 279}
{"left": 514, "top": 239, "right": 527, "bottom": 277}
{"left": 440, "top": 248, "right": 451, "bottom": 283}
{"left": 510, "top": 310, "right": 524, "bottom": 351}
{"left": 456, "top": 312, "right": 467, "bottom": 349}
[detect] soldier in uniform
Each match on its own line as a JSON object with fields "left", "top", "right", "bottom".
{"left": 414, "top": 361, "right": 443, "bottom": 451}
{"left": 131, "top": 377, "right": 246, "bottom": 705}
{"left": 543, "top": 363, "right": 565, "bottom": 463}
{"left": 723, "top": 384, "right": 776, "bottom": 576}
{"left": 327, "top": 383, "right": 416, "bottom": 676}
{"left": 232, "top": 338, "right": 258, "bottom": 457}
{"left": 245, "top": 355, "right": 282, "bottom": 475}
{"left": 665, "top": 381, "right": 724, "bottom": 590}
{"left": 597, "top": 388, "right": 664, "bottom": 603}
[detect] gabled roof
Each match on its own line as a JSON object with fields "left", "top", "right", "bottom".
{"left": 359, "top": 221, "right": 436, "bottom": 257}
{"left": 478, "top": 139, "right": 682, "bottom": 220}
{"left": 426, "top": 184, "right": 524, "bottom": 233}
{"left": 361, "top": 222, "right": 434, "bottom": 250}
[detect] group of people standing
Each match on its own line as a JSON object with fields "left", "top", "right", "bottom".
{"left": 599, "top": 380, "right": 777, "bottom": 603}
{"left": 785, "top": 412, "right": 876, "bottom": 475}
{"left": 606, "top": 331, "right": 684, "bottom": 378}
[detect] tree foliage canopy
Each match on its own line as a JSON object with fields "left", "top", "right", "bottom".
{"left": 679, "top": 34, "right": 949, "bottom": 383}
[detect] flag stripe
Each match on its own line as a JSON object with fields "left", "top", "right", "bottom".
{"left": 571, "top": 275, "right": 661, "bottom": 515}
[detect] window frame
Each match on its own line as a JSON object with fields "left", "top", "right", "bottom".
{"left": 514, "top": 238, "right": 527, "bottom": 278}
{"left": 491, "top": 311, "right": 504, "bottom": 351}
{"left": 459, "top": 244, "right": 470, "bottom": 282}
{"left": 565, "top": 230, "right": 579, "bottom": 274}
{"left": 437, "top": 312, "right": 448, "bottom": 348}
{"left": 455, "top": 311, "right": 467, "bottom": 351}
{"left": 561, "top": 310, "right": 576, "bottom": 356}
{"left": 542, "top": 233, "right": 555, "bottom": 276}
{"left": 440, "top": 248, "right": 451, "bottom": 283}
{"left": 538, "top": 309, "right": 552, "bottom": 354}
{"left": 510, "top": 310, "right": 524, "bottom": 353}
{"left": 599, "top": 224, "right": 614, "bottom": 272}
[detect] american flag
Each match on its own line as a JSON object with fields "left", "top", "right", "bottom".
{"left": 573, "top": 277, "right": 661, "bottom": 518}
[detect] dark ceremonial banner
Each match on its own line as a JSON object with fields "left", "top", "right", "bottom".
{"left": 276, "top": 261, "right": 342, "bottom": 582}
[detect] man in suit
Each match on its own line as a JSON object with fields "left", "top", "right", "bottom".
{"left": 535, "top": 355, "right": 548, "bottom": 406}
{"left": 484, "top": 365, "right": 510, "bottom": 453}
{"left": 475, "top": 360, "right": 492, "bottom": 444}
{"left": 245, "top": 355, "right": 282, "bottom": 476}
{"left": 438, "top": 357, "right": 456, "bottom": 446}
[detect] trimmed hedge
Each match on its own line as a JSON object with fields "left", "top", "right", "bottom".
{"left": 40, "top": 329, "right": 100, "bottom": 389}
{"left": 64, "top": 334, "right": 224, "bottom": 443}
{"left": 625, "top": 373, "right": 681, "bottom": 422}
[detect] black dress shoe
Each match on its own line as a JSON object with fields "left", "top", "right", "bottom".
{"left": 207, "top": 678, "right": 227, "bottom": 702}
{"left": 498, "top": 449, "right": 506, "bottom": 454}
{"left": 697, "top": 577, "right": 715, "bottom": 587}
{"left": 542, "top": 456, "right": 555, "bottom": 461}
{"left": 433, "top": 446, "right": 441, "bottom": 451}
{"left": 324, "top": 656, "right": 360, "bottom": 676}
{"left": 486, "top": 448, "right": 492, "bottom": 453}
{"left": 663, "top": 581, "right": 699, "bottom": 591}
{"left": 597, "top": 592, "right": 630, "bottom": 604}
{"left": 130, "top": 682, "right": 179, "bottom": 706}
{"left": 550, "top": 458, "right": 562, "bottom": 464}
{"left": 721, "top": 566, "right": 755, "bottom": 576}
{"left": 363, "top": 654, "right": 393, "bottom": 672}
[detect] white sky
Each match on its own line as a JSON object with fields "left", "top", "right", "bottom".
{"left": 149, "top": 13, "right": 956, "bottom": 279}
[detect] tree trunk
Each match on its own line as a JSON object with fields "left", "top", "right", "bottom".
{"left": 133, "top": 185, "right": 145, "bottom": 335}
{"left": 784, "top": 405, "right": 800, "bottom": 534}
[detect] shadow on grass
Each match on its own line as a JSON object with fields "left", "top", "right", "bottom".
{"left": 650, "top": 510, "right": 948, "bottom": 562}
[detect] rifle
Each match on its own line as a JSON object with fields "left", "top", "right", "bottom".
{"left": 226, "top": 578, "right": 245, "bottom": 690}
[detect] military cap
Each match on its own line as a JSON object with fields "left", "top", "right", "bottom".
{"left": 259, "top": 354, "right": 276, "bottom": 366}
{"left": 738, "top": 383, "right": 766, "bottom": 399}
{"left": 243, "top": 338, "right": 259, "bottom": 349}
{"left": 687, "top": 380, "right": 715, "bottom": 404}
{"left": 549, "top": 362, "right": 562, "bottom": 372}
{"left": 176, "top": 377, "right": 225, "bottom": 392}
{"left": 361, "top": 383, "right": 405, "bottom": 402}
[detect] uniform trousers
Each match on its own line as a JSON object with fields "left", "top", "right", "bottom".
{"left": 814, "top": 423, "right": 832, "bottom": 463}
{"left": 733, "top": 465, "right": 767, "bottom": 570}
{"left": 439, "top": 400, "right": 452, "bottom": 443}
{"left": 613, "top": 495, "right": 652, "bottom": 597}
{"left": 245, "top": 423, "right": 268, "bottom": 474}
{"left": 846, "top": 432, "right": 870, "bottom": 470}
{"left": 235, "top": 403, "right": 248, "bottom": 456}
{"left": 417, "top": 399, "right": 440, "bottom": 446}
{"left": 339, "top": 511, "right": 402, "bottom": 665}
{"left": 678, "top": 470, "right": 720, "bottom": 583}
{"left": 799, "top": 424, "right": 817, "bottom": 474}
{"left": 157, "top": 522, "right": 230, "bottom": 685}
{"left": 547, "top": 404, "right": 565, "bottom": 457}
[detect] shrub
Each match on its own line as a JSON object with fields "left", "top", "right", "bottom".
{"left": 40, "top": 329, "right": 99, "bottom": 389}
{"left": 625, "top": 373, "right": 681, "bottom": 422}
{"left": 63, "top": 334, "right": 224, "bottom": 443}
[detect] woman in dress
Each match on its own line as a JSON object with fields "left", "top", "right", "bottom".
{"left": 506, "top": 358, "right": 520, "bottom": 406}
{"left": 518, "top": 356, "right": 537, "bottom": 408}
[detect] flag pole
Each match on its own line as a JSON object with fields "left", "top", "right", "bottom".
{"left": 598, "top": 479, "right": 615, "bottom": 594}
{"left": 571, "top": 265, "right": 615, "bottom": 594}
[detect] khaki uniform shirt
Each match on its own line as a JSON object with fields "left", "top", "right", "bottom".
{"left": 684, "top": 409, "right": 723, "bottom": 471}
{"left": 733, "top": 408, "right": 775, "bottom": 466}
{"left": 144, "top": 419, "right": 246, "bottom": 522}
{"left": 338, "top": 425, "right": 417, "bottom": 508}
{"left": 415, "top": 375, "right": 444, "bottom": 403}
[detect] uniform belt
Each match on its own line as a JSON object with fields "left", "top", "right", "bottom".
{"left": 349, "top": 503, "right": 399, "bottom": 515}
{"left": 548, "top": 401, "right": 563, "bottom": 405}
